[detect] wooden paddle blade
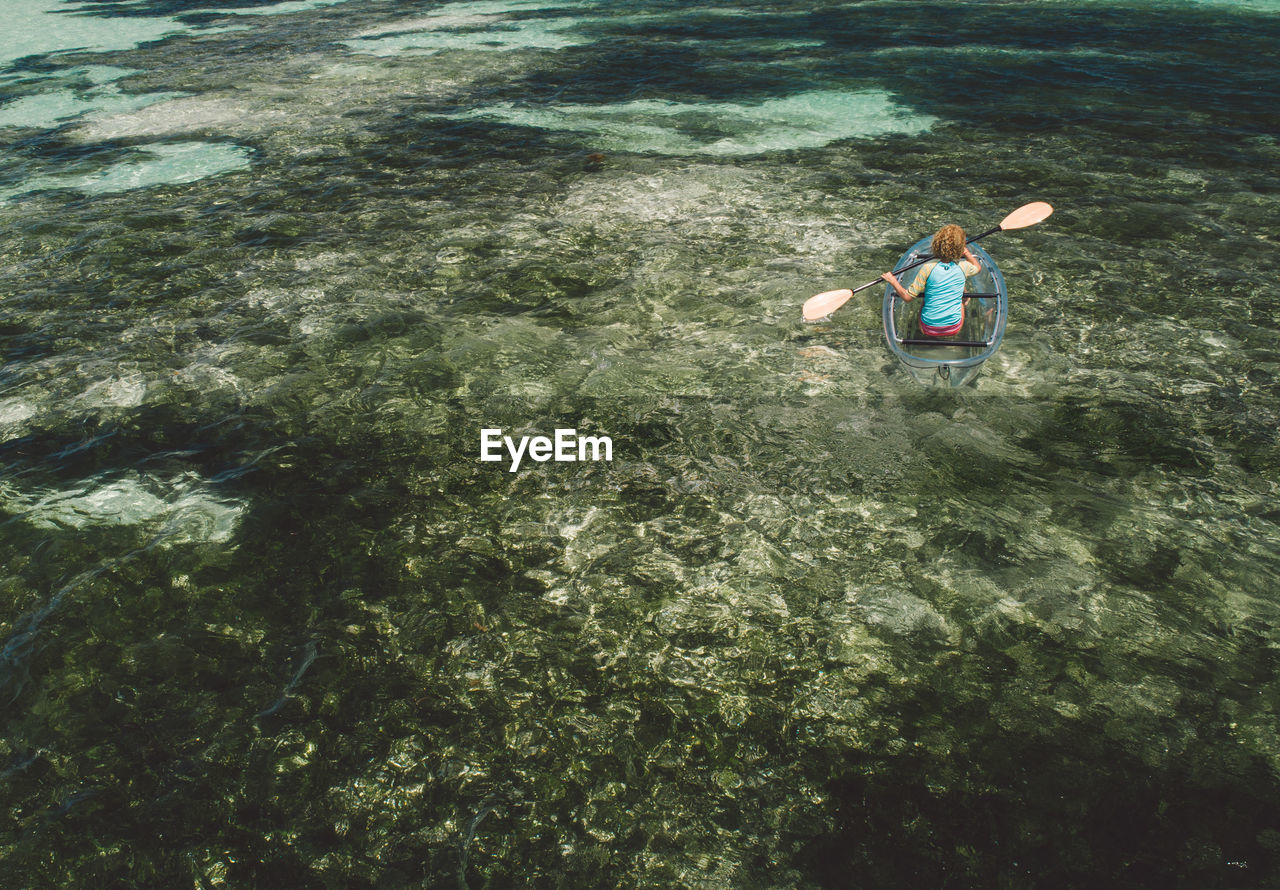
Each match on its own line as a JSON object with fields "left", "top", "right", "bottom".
{"left": 802, "top": 288, "right": 854, "bottom": 321}
{"left": 999, "top": 201, "right": 1053, "bottom": 230}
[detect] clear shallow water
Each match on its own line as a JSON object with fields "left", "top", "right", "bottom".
{"left": 1, "top": 0, "right": 1279, "bottom": 887}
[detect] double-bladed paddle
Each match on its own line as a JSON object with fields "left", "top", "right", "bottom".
{"left": 801, "top": 201, "right": 1054, "bottom": 322}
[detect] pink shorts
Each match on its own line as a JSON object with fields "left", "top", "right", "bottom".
{"left": 918, "top": 318, "right": 964, "bottom": 337}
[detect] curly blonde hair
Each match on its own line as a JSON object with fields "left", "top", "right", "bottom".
{"left": 931, "top": 224, "right": 966, "bottom": 262}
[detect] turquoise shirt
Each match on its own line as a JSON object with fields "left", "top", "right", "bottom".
{"left": 910, "top": 260, "right": 977, "bottom": 328}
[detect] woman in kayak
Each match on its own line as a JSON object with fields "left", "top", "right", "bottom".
{"left": 881, "top": 224, "right": 981, "bottom": 337}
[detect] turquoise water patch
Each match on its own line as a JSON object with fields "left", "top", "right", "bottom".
{"left": 341, "top": 14, "right": 589, "bottom": 56}
{"left": 1, "top": 0, "right": 232, "bottom": 67}
{"left": 1, "top": 0, "right": 354, "bottom": 70}
{"left": 0, "top": 63, "right": 129, "bottom": 87}
{"left": 339, "top": 0, "right": 623, "bottom": 56}
{"left": 0, "top": 75, "right": 184, "bottom": 129}
{"left": 3, "top": 141, "right": 252, "bottom": 198}
{"left": 203, "top": 0, "right": 353, "bottom": 15}
{"left": 450, "top": 90, "right": 937, "bottom": 155}
{"left": 0, "top": 0, "right": 351, "bottom": 132}
{"left": 339, "top": 2, "right": 822, "bottom": 58}
{"left": 418, "top": 0, "right": 595, "bottom": 14}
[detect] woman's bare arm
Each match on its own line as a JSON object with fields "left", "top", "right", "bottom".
{"left": 881, "top": 271, "right": 915, "bottom": 301}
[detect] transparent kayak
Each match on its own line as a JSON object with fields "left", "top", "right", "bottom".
{"left": 881, "top": 236, "right": 1007, "bottom": 387}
